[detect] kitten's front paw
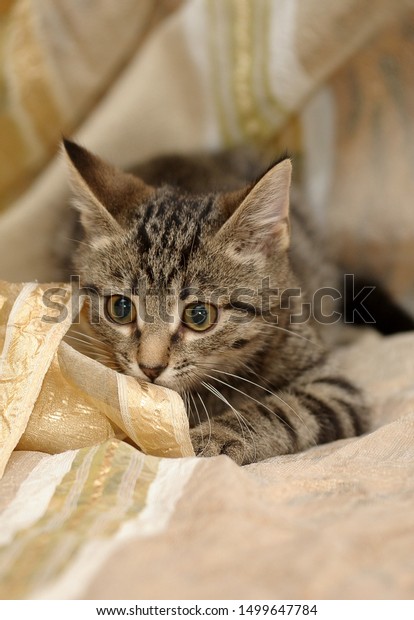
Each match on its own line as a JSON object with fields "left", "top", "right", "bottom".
{"left": 190, "top": 422, "right": 253, "bottom": 465}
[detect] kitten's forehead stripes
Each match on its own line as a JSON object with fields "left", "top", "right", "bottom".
{"left": 133, "top": 191, "right": 215, "bottom": 252}
{"left": 132, "top": 191, "right": 217, "bottom": 287}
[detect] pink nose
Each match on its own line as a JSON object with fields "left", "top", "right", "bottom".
{"left": 139, "top": 364, "right": 166, "bottom": 382}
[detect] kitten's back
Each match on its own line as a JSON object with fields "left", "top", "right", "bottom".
{"left": 130, "top": 148, "right": 265, "bottom": 193}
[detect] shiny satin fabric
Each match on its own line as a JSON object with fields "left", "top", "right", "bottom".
{"left": 0, "top": 281, "right": 194, "bottom": 478}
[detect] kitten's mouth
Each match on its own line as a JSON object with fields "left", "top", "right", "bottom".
{"left": 147, "top": 373, "right": 196, "bottom": 395}
{"left": 126, "top": 367, "right": 180, "bottom": 392}
{"left": 119, "top": 358, "right": 200, "bottom": 395}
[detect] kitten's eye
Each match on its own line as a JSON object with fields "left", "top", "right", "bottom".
{"left": 183, "top": 302, "right": 217, "bottom": 332}
{"left": 106, "top": 295, "right": 136, "bottom": 324}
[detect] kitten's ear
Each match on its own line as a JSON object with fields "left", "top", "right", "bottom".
{"left": 62, "top": 139, "right": 152, "bottom": 236}
{"left": 217, "top": 158, "right": 292, "bottom": 257}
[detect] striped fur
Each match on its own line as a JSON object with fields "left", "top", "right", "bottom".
{"left": 63, "top": 140, "right": 369, "bottom": 465}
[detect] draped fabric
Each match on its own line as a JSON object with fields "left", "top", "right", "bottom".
{"left": 0, "top": 281, "right": 193, "bottom": 480}
{"left": 0, "top": 0, "right": 413, "bottom": 600}
{"left": 1, "top": 330, "right": 414, "bottom": 598}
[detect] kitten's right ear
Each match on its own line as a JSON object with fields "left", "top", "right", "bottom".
{"left": 62, "top": 139, "right": 124, "bottom": 236}
{"left": 63, "top": 139, "right": 154, "bottom": 239}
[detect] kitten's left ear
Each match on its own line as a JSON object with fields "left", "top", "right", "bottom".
{"left": 217, "top": 158, "right": 292, "bottom": 257}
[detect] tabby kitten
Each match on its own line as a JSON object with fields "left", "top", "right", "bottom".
{"left": 63, "top": 139, "right": 369, "bottom": 465}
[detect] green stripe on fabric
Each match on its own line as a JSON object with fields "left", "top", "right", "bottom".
{"left": 229, "top": 0, "right": 277, "bottom": 141}
{"left": 0, "top": 440, "right": 159, "bottom": 599}
{"left": 207, "top": 0, "right": 235, "bottom": 145}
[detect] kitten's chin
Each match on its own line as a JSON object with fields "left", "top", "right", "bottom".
{"left": 153, "top": 377, "right": 177, "bottom": 391}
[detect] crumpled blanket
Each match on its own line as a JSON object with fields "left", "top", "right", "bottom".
{"left": 0, "top": 330, "right": 413, "bottom": 599}
{"left": 0, "top": 281, "right": 193, "bottom": 480}
{"left": 0, "top": 0, "right": 414, "bottom": 602}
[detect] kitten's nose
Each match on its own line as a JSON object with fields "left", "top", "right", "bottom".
{"left": 139, "top": 364, "right": 166, "bottom": 382}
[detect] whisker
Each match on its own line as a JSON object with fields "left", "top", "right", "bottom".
{"left": 68, "top": 330, "right": 110, "bottom": 347}
{"left": 202, "top": 381, "right": 247, "bottom": 440}
{"left": 198, "top": 364, "right": 277, "bottom": 396}
{"left": 262, "top": 323, "right": 323, "bottom": 348}
{"left": 183, "top": 390, "right": 189, "bottom": 415}
{"left": 210, "top": 370, "right": 317, "bottom": 448}
{"left": 209, "top": 367, "right": 295, "bottom": 409}
{"left": 201, "top": 381, "right": 256, "bottom": 463}
{"left": 197, "top": 390, "right": 213, "bottom": 455}
{"left": 237, "top": 359, "right": 283, "bottom": 392}
{"left": 64, "top": 335, "right": 109, "bottom": 352}
{"left": 92, "top": 353, "right": 119, "bottom": 365}
{"left": 205, "top": 372, "right": 298, "bottom": 437}
{"left": 189, "top": 391, "right": 204, "bottom": 448}
{"left": 196, "top": 362, "right": 315, "bottom": 445}
{"left": 93, "top": 354, "right": 117, "bottom": 363}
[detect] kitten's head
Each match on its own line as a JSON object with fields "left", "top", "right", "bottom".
{"left": 63, "top": 140, "right": 293, "bottom": 394}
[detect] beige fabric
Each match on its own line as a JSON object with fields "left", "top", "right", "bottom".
{"left": 1, "top": 0, "right": 414, "bottom": 299}
{"left": 0, "top": 281, "right": 193, "bottom": 479}
{"left": 0, "top": 333, "right": 413, "bottom": 599}
{"left": 0, "top": 0, "right": 182, "bottom": 211}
